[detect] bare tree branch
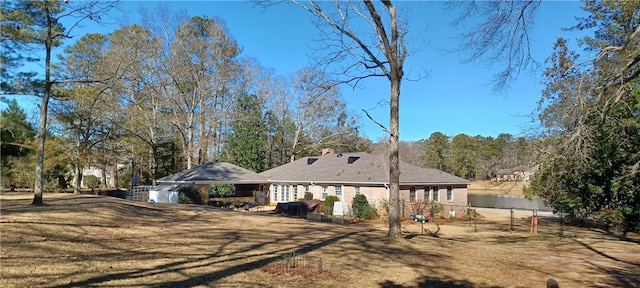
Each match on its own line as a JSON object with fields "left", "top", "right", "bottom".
{"left": 361, "top": 108, "right": 390, "bottom": 135}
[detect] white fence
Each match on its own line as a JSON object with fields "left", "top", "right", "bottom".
{"left": 468, "top": 194, "right": 552, "bottom": 211}
{"left": 127, "top": 186, "right": 151, "bottom": 202}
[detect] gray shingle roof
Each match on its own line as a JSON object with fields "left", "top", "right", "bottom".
{"left": 259, "top": 152, "right": 469, "bottom": 185}
{"left": 156, "top": 162, "right": 268, "bottom": 184}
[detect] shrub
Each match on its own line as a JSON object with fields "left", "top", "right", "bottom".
{"left": 178, "top": 185, "right": 208, "bottom": 205}
{"left": 303, "top": 192, "right": 313, "bottom": 200}
{"left": 352, "top": 194, "right": 368, "bottom": 216}
{"left": 360, "top": 203, "right": 379, "bottom": 219}
{"left": 594, "top": 208, "right": 625, "bottom": 231}
{"left": 351, "top": 194, "right": 378, "bottom": 219}
{"left": 209, "top": 183, "right": 236, "bottom": 197}
{"left": 323, "top": 195, "right": 340, "bottom": 215}
{"left": 83, "top": 175, "right": 99, "bottom": 188}
{"left": 427, "top": 201, "right": 444, "bottom": 219}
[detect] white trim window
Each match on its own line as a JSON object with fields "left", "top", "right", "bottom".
{"left": 284, "top": 185, "right": 289, "bottom": 202}
{"left": 354, "top": 186, "right": 360, "bottom": 195}
{"left": 335, "top": 185, "right": 342, "bottom": 199}
{"left": 272, "top": 185, "right": 277, "bottom": 202}
{"left": 432, "top": 186, "right": 439, "bottom": 202}
{"left": 321, "top": 186, "right": 328, "bottom": 200}
{"left": 409, "top": 186, "right": 416, "bottom": 202}
{"left": 424, "top": 186, "right": 430, "bottom": 201}
{"left": 292, "top": 185, "right": 298, "bottom": 200}
{"left": 446, "top": 186, "right": 453, "bottom": 202}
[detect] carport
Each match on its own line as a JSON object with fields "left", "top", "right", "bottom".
{"left": 155, "top": 162, "right": 270, "bottom": 204}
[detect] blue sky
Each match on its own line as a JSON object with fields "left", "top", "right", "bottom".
{"left": 4, "top": 0, "right": 589, "bottom": 142}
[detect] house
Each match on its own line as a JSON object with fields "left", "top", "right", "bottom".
{"left": 494, "top": 165, "right": 538, "bottom": 183}
{"left": 78, "top": 166, "right": 115, "bottom": 188}
{"left": 152, "top": 162, "right": 269, "bottom": 204}
{"left": 148, "top": 151, "right": 470, "bottom": 218}
{"left": 259, "top": 150, "right": 470, "bottom": 218}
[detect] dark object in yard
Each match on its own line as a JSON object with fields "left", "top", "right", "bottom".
{"left": 547, "top": 278, "right": 560, "bottom": 288}
{"left": 104, "top": 189, "right": 128, "bottom": 199}
{"left": 275, "top": 200, "right": 321, "bottom": 217}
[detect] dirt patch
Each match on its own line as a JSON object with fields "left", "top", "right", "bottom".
{"left": 1, "top": 192, "right": 638, "bottom": 288}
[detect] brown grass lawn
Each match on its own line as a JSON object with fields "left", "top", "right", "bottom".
{"left": 1, "top": 193, "right": 639, "bottom": 288}
{"left": 468, "top": 181, "right": 527, "bottom": 197}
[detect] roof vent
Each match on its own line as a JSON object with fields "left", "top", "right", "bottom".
{"left": 347, "top": 156, "right": 360, "bottom": 164}
{"left": 336, "top": 153, "right": 343, "bottom": 158}
{"left": 307, "top": 158, "right": 318, "bottom": 165}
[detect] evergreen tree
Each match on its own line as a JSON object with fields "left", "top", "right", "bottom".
{"left": 422, "top": 132, "right": 450, "bottom": 172}
{"left": 224, "top": 94, "right": 268, "bottom": 172}
{"left": 450, "top": 134, "right": 478, "bottom": 179}
{"left": 1, "top": 99, "right": 36, "bottom": 159}
{"left": 0, "top": 99, "right": 36, "bottom": 188}
{"left": 528, "top": 1, "right": 640, "bottom": 233}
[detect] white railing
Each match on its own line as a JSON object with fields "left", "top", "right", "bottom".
{"left": 127, "top": 185, "right": 152, "bottom": 201}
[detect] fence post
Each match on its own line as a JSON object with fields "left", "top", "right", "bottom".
{"left": 510, "top": 208, "right": 515, "bottom": 230}
{"left": 559, "top": 211, "right": 564, "bottom": 236}
{"left": 530, "top": 209, "right": 538, "bottom": 235}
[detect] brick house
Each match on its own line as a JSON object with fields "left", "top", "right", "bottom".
{"left": 259, "top": 150, "right": 469, "bottom": 218}
{"left": 152, "top": 150, "right": 470, "bottom": 217}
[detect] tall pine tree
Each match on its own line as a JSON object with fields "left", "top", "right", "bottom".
{"left": 223, "top": 94, "right": 268, "bottom": 172}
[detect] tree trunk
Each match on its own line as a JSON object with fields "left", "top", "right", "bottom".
{"left": 150, "top": 145, "right": 157, "bottom": 186}
{"left": 32, "top": 4, "right": 53, "bottom": 205}
{"left": 387, "top": 75, "right": 402, "bottom": 238}
{"left": 74, "top": 165, "right": 82, "bottom": 194}
{"left": 198, "top": 97, "right": 206, "bottom": 165}
{"left": 101, "top": 164, "right": 107, "bottom": 188}
{"left": 187, "top": 126, "right": 193, "bottom": 169}
{"left": 33, "top": 82, "right": 49, "bottom": 204}
{"left": 111, "top": 161, "right": 118, "bottom": 189}
{"left": 290, "top": 125, "right": 302, "bottom": 162}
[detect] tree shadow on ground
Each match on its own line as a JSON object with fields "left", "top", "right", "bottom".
{"left": 573, "top": 238, "right": 640, "bottom": 266}
{"left": 380, "top": 278, "right": 504, "bottom": 288}
{"left": 4, "top": 193, "right": 637, "bottom": 288}
{"left": 0, "top": 194, "right": 448, "bottom": 288}
{"left": 573, "top": 238, "right": 640, "bottom": 287}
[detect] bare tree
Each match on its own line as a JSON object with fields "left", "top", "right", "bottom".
{"left": 284, "top": 0, "right": 407, "bottom": 237}
{"left": 285, "top": 67, "right": 357, "bottom": 161}
{"left": 106, "top": 24, "right": 168, "bottom": 185}
{"left": 448, "top": 0, "right": 542, "bottom": 92}
{"left": 164, "top": 16, "right": 239, "bottom": 169}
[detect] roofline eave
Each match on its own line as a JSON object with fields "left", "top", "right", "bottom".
{"left": 264, "top": 180, "right": 470, "bottom": 186}
{"left": 156, "top": 180, "right": 269, "bottom": 185}
{"left": 266, "top": 180, "right": 388, "bottom": 186}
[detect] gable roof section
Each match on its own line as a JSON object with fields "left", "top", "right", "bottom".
{"left": 260, "top": 152, "right": 469, "bottom": 185}
{"left": 156, "top": 162, "right": 268, "bottom": 184}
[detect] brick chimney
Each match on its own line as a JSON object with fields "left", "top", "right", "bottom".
{"left": 321, "top": 148, "right": 334, "bottom": 155}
